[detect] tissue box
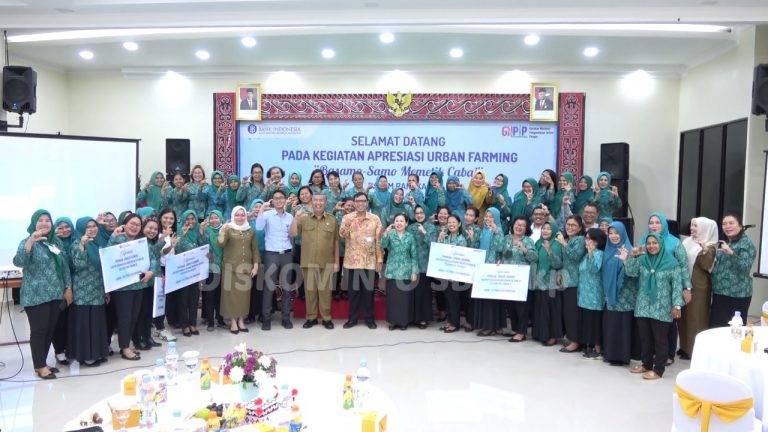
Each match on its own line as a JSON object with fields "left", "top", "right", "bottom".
{"left": 111, "top": 406, "right": 140, "bottom": 429}
{"left": 359, "top": 411, "right": 387, "bottom": 432}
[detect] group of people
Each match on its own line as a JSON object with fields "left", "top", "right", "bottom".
{"left": 14, "top": 163, "right": 756, "bottom": 382}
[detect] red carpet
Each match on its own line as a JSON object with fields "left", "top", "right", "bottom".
{"left": 293, "top": 295, "right": 387, "bottom": 320}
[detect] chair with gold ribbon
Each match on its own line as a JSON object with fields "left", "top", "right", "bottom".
{"left": 673, "top": 370, "right": 762, "bottom": 432}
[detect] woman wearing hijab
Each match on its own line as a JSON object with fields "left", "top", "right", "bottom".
{"left": 207, "top": 170, "right": 228, "bottom": 217}
{"left": 510, "top": 178, "right": 541, "bottom": 220}
{"left": 236, "top": 163, "right": 266, "bottom": 206}
{"left": 368, "top": 175, "right": 392, "bottom": 221}
{"left": 136, "top": 171, "right": 166, "bottom": 210}
{"left": 489, "top": 174, "right": 514, "bottom": 233}
{"left": 188, "top": 165, "right": 210, "bottom": 221}
{"left": 136, "top": 207, "right": 156, "bottom": 220}
{"left": 108, "top": 213, "right": 157, "bottom": 361}
{"left": 67, "top": 217, "right": 108, "bottom": 367}
{"left": 556, "top": 216, "right": 586, "bottom": 353}
{"left": 467, "top": 170, "right": 492, "bottom": 223}
{"left": 166, "top": 172, "right": 189, "bottom": 217}
{"left": 621, "top": 232, "right": 684, "bottom": 380}
{"left": 678, "top": 217, "right": 717, "bottom": 359}
{"left": 218, "top": 205, "right": 260, "bottom": 333}
{"left": 444, "top": 176, "right": 474, "bottom": 222}
{"left": 224, "top": 174, "right": 243, "bottom": 220}
{"left": 577, "top": 228, "right": 606, "bottom": 359}
{"left": 643, "top": 212, "right": 691, "bottom": 363}
{"left": 471, "top": 208, "right": 506, "bottom": 336}
{"left": 132, "top": 217, "right": 163, "bottom": 351}
{"left": 602, "top": 221, "right": 638, "bottom": 366}
{"left": 153, "top": 208, "right": 179, "bottom": 341}
{"left": 572, "top": 175, "right": 593, "bottom": 217}
{"left": 407, "top": 205, "right": 437, "bottom": 329}
{"left": 553, "top": 172, "right": 576, "bottom": 229}
{"left": 52, "top": 216, "right": 75, "bottom": 366}
{"left": 538, "top": 169, "right": 558, "bottom": 208}
{"left": 382, "top": 188, "right": 414, "bottom": 226}
{"left": 285, "top": 171, "right": 303, "bottom": 200}
{"left": 199, "top": 210, "right": 225, "bottom": 332}
{"left": 593, "top": 172, "right": 622, "bottom": 219}
{"left": 531, "top": 220, "right": 564, "bottom": 346}
{"left": 175, "top": 210, "right": 202, "bottom": 336}
{"left": 598, "top": 216, "right": 613, "bottom": 235}
{"left": 710, "top": 213, "right": 756, "bottom": 328}
{"left": 424, "top": 170, "right": 446, "bottom": 218}
{"left": 14, "top": 210, "right": 72, "bottom": 379}
{"left": 497, "top": 216, "right": 538, "bottom": 342}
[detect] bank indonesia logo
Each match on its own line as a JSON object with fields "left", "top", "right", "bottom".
{"left": 501, "top": 125, "right": 527, "bottom": 138}
{"left": 247, "top": 124, "right": 258, "bottom": 134}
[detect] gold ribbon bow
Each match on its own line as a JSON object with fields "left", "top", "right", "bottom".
{"left": 676, "top": 384, "right": 753, "bottom": 432}
{"left": 762, "top": 311, "right": 768, "bottom": 321}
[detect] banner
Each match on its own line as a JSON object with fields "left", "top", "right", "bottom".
{"left": 426, "top": 242, "right": 486, "bottom": 283}
{"left": 239, "top": 120, "right": 557, "bottom": 194}
{"left": 99, "top": 238, "right": 150, "bottom": 293}
{"left": 152, "top": 277, "right": 165, "bottom": 318}
{"left": 164, "top": 245, "right": 209, "bottom": 294}
{"left": 471, "top": 263, "right": 530, "bottom": 301}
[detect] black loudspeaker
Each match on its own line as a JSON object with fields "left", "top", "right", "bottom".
{"left": 752, "top": 64, "right": 768, "bottom": 116}
{"left": 667, "top": 219, "right": 680, "bottom": 238}
{"left": 614, "top": 217, "right": 634, "bottom": 245}
{"left": 611, "top": 179, "right": 629, "bottom": 218}
{"left": 165, "top": 138, "right": 190, "bottom": 176}
{"left": 600, "top": 142, "right": 629, "bottom": 181}
{"left": 2, "top": 66, "right": 37, "bottom": 115}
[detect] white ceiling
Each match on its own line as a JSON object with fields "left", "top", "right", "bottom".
{"left": 2, "top": 0, "right": 767, "bottom": 76}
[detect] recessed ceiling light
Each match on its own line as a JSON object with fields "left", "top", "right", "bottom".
{"left": 379, "top": 32, "right": 395, "bottom": 44}
{"left": 524, "top": 35, "right": 540, "bottom": 46}
{"left": 78, "top": 50, "right": 94, "bottom": 60}
{"left": 122, "top": 41, "right": 138, "bottom": 51}
{"left": 195, "top": 50, "right": 210, "bottom": 60}
{"left": 449, "top": 48, "right": 464, "bottom": 58}
{"left": 583, "top": 47, "right": 599, "bottom": 57}
{"left": 321, "top": 48, "right": 335, "bottom": 59}
{"left": 241, "top": 37, "right": 257, "bottom": 47}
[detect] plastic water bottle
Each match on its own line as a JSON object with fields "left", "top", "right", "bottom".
{"left": 138, "top": 374, "right": 157, "bottom": 429}
{"left": 354, "top": 360, "right": 371, "bottom": 411}
{"left": 289, "top": 405, "right": 303, "bottom": 432}
{"left": 280, "top": 384, "right": 291, "bottom": 409}
{"left": 730, "top": 311, "right": 744, "bottom": 339}
{"left": 153, "top": 359, "right": 168, "bottom": 405}
{"left": 165, "top": 341, "right": 178, "bottom": 386}
{"left": 69, "top": 360, "right": 80, "bottom": 376}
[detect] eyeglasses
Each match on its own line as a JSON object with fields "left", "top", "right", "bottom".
{"left": 354, "top": 200, "right": 368, "bottom": 203}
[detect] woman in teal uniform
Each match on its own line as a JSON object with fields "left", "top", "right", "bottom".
{"left": 406, "top": 205, "right": 437, "bottom": 329}
{"left": 531, "top": 220, "right": 563, "bottom": 346}
{"left": 136, "top": 171, "right": 166, "bottom": 210}
{"left": 709, "top": 213, "right": 756, "bottom": 328}
{"left": 577, "top": 228, "right": 606, "bottom": 359}
{"left": 593, "top": 171, "right": 622, "bottom": 219}
{"left": 556, "top": 215, "right": 586, "bottom": 353}
{"left": 602, "top": 221, "right": 638, "bottom": 366}
{"left": 381, "top": 213, "right": 419, "bottom": 330}
{"left": 175, "top": 210, "right": 202, "bottom": 336}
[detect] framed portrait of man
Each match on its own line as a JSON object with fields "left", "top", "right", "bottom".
{"left": 236, "top": 83, "right": 262, "bottom": 121}
{"left": 529, "top": 83, "right": 558, "bottom": 122}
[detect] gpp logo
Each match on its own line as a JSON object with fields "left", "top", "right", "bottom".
{"left": 501, "top": 125, "right": 527, "bottom": 137}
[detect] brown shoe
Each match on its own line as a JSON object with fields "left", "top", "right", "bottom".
{"left": 642, "top": 371, "right": 662, "bottom": 380}
{"left": 629, "top": 366, "right": 649, "bottom": 374}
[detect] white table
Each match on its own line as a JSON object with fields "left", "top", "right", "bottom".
{"left": 691, "top": 327, "right": 768, "bottom": 432}
{"left": 65, "top": 366, "right": 395, "bottom": 431}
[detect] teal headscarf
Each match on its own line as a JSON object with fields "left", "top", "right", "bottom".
{"left": 204, "top": 209, "right": 224, "bottom": 264}
{"left": 535, "top": 220, "right": 562, "bottom": 276}
{"left": 573, "top": 175, "right": 594, "bottom": 215}
{"left": 599, "top": 216, "right": 614, "bottom": 227}
{"left": 491, "top": 174, "right": 512, "bottom": 210}
{"left": 227, "top": 174, "right": 241, "bottom": 209}
{"left": 552, "top": 172, "right": 574, "bottom": 218}
{"left": 142, "top": 171, "right": 165, "bottom": 210}
{"left": 641, "top": 212, "right": 681, "bottom": 253}
{"left": 248, "top": 199, "right": 267, "bottom": 252}
{"left": 386, "top": 188, "right": 409, "bottom": 223}
{"left": 285, "top": 172, "right": 302, "bottom": 198}
{"left": 136, "top": 207, "right": 155, "bottom": 219}
{"left": 511, "top": 178, "right": 540, "bottom": 218}
{"left": 596, "top": 171, "right": 614, "bottom": 203}
{"left": 211, "top": 170, "right": 225, "bottom": 192}
{"left": 117, "top": 210, "right": 132, "bottom": 225}
{"left": 425, "top": 170, "right": 444, "bottom": 216}
{"left": 75, "top": 217, "right": 101, "bottom": 267}
{"left": 638, "top": 232, "right": 679, "bottom": 298}
{"left": 373, "top": 176, "right": 392, "bottom": 208}
{"left": 479, "top": 207, "right": 501, "bottom": 262}
{"left": 177, "top": 209, "right": 200, "bottom": 244}
{"left": 28, "top": 210, "right": 65, "bottom": 283}
{"left": 603, "top": 221, "right": 631, "bottom": 307}
{"left": 54, "top": 217, "right": 75, "bottom": 251}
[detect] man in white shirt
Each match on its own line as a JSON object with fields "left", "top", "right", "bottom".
{"left": 581, "top": 203, "right": 600, "bottom": 230}
{"left": 529, "top": 204, "right": 549, "bottom": 242}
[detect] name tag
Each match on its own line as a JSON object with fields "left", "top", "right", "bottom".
{"left": 44, "top": 242, "right": 61, "bottom": 255}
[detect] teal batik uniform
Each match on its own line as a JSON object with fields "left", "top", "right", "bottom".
{"left": 559, "top": 236, "right": 586, "bottom": 288}
{"left": 489, "top": 174, "right": 514, "bottom": 234}
{"left": 572, "top": 175, "right": 593, "bottom": 217}
{"left": 368, "top": 184, "right": 392, "bottom": 222}
{"left": 187, "top": 181, "right": 210, "bottom": 220}
{"left": 495, "top": 235, "right": 537, "bottom": 265}
{"left": 381, "top": 190, "right": 414, "bottom": 225}
{"left": 54, "top": 216, "right": 76, "bottom": 273}
{"left": 407, "top": 220, "right": 437, "bottom": 273}
{"left": 224, "top": 174, "right": 243, "bottom": 220}
{"left": 594, "top": 171, "right": 622, "bottom": 219}
{"left": 444, "top": 175, "right": 474, "bottom": 223}
{"left": 136, "top": 171, "right": 165, "bottom": 210}
{"left": 166, "top": 186, "right": 189, "bottom": 218}
{"left": 13, "top": 210, "right": 71, "bottom": 307}
{"left": 625, "top": 233, "right": 684, "bottom": 322}
{"left": 70, "top": 218, "right": 105, "bottom": 306}
{"left": 603, "top": 222, "right": 638, "bottom": 312}
{"left": 577, "top": 249, "right": 604, "bottom": 311}
{"left": 641, "top": 212, "right": 692, "bottom": 290}
{"left": 439, "top": 232, "right": 467, "bottom": 247}
{"left": 323, "top": 186, "right": 344, "bottom": 214}
{"left": 712, "top": 234, "right": 756, "bottom": 298}
{"left": 175, "top": 210, "right": 201, "bottom": 254}
{"left": 510, "top": 178, "right": 541, "bottom": 220}
{"left": 236, "top": 180, "right": 265, "bottom": 208}
{"left": 553, "top": 172, "right": 576, "bottom": 229}
{"left": 201, "top": 210, "right": 225, "bottom": 274}
{"left": 206, "top": 171, "right": 227, "bottom": 217}
{"left": 531, "top": 221, "right": 563, "bottom": 291}
{"left": 424, "top": 170, "right": 447, "bottom": 218}
{"left": 404, "top": 188, "right": 425, "bottom": 208}
{"left": 381, "top": 231, "right": 419, "bottom": 279}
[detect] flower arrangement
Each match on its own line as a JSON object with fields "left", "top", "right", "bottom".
{"left": 221, "top": 343, "right": 277, "bottom": 388}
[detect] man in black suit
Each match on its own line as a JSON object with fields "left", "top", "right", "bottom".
{"left": 534, "top": 88, "right": 554, "bottom": 111}
{"left": 240, "top": 88, "right": 257, "bottom": 110}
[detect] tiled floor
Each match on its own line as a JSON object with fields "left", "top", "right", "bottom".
{"left": 0, "top": 304, "right": 683, "bottom": 431}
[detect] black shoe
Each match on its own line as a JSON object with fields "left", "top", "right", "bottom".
{"left": 388, "top": 325, "right": 397, "bottom": 331}
{"left": 418, "top": 323, "right": 428, "bottom": 329}
{"left": 147, "top": 338, "right": 162, "bottom": 347}
{"left": 366, "top": 321, "right": 377, "bottom": 330}
{"left": 230, "top": 329, "right": 239, "bottom": 335}
{"left": 121, "top": 352, "right": 141, "bottom": 361}
{"left": 262, "top": 322, "right": 271, "bottom": 331}
{"left": 82, "top": 360, "right": 101, "bottom": 368}
{"left": 400, "top": 325, "right": 407, "bottom": 331}
{"left": 679, "top": 352, "right": 691, "bottom": 360}
{"left": 190, "top": 330, "right": 200, "bottom": 336}
{"left": 244, "top": 317, "right": 255, "bottom": 324}
{"left": 282, "top": 321, "right": 293, "bottom": 329}
{"left": 343, "top": 321, "right": 357, "bottom": 329}
{"left": 55, "top": 357, "right": 69, "bottom": 366}
{"left": 48, "top": 367, "right": 61, "bottom": 374}
{"left": 239, "top": 326, "right": 250, "bottom": 333}
{"left": 36, "top": 370, "right": 56, "bottom": 380}
{"left": 217, "top": 321, "right": 228, "bottom": 329}
{"left": 303, "top": 319, "right": 318, "bottom": 329}
{"left": 135, "top": 341, "right": 152, "bottom": 351}
{"left": 207, "top": 325, "right": 215, "bottom": 332}
{"left": 322, "top": 320, "right": 334, "bottom": 329}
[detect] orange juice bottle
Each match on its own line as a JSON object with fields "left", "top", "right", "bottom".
{"left": 122, "top": 375, "right": 136, "bottom": 396}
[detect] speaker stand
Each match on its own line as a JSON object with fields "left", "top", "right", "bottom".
{"left": 0, "top": 115, "right": 24, "bottom": 131}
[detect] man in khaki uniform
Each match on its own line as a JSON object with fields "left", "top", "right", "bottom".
{"left": 290, "top": 193, "right": 340, "bottom": 329}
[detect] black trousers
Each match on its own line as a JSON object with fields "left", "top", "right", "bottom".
{"left": 460, "top": 286, "right": 474, "bottom": 327}
{"left": 668, "top": 319, "right": 679, "bottom": 359}
{"left": 153, "top": 265, "right": 169, "bottom": 330}
{"left": 709, "top": 294, "right": 751, "bottom": 328}
{"left": 105, "top": 299, "right": 117, "bottom": 346}
{"left": 506, "top": 300, "right": 528, "bottom": 335}
{"left": 442, "top": 279, "right": 469, "bottom": 328}
{"left": 560, "top": 287, "right": 579, "bottom": 342}
{"left": 26, "top": 300, "right": 61, "bottom": 369}
{"left": 637, "top": 317, "right": 670, "bottom": 377}
{"left": 133, "top": 283, "right": 155, "bottom": 344}
{"left": 177, "top": 283, "right": 199, "bottom": 328}
{"left": 263, "top": 251, "right": 294, "bottom": 323}
{"left": 52, "top": 305, "right": 68, "bottom": 355}
{"left": 111, "top": 290, "right": 142, "bottom": 350}
{"left": 347, "top": 268, "right": 376, "bottom": 323}
{"left": 248, "top": 265, "right": 267, "bottom": 319}
{"left": 203, "top": 272, "right": 223, "bottom": 325}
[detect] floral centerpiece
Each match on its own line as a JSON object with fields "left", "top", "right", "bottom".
{"left": 221, "top": 343, "right": 277, "bottom": 402}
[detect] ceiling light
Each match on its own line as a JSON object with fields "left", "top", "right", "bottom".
{"left": 78, "top": 50, "right": 94, "bottom": 60}
{"left": 379, "top": 32, "right": 395, "bottom": 44}
{"left": 449, "top": 48, "right": 464, "bottom": 58}
{"left": 195, "top": 50, "right": 210, "bottom": 60}
{"left": 583, "top": 47, "right": 599, "bottom": 57}
{"left": 241, "top": 37, "right": 257, "bottom": 48}
{"left": 446, "top": 23, "right": 730, "bottom": 33}
{"left": 321, "top": 48, "right": 335, "bottom": 59}
{"left": 524, "top": 35, "right": 540, "bottom": 46}
{"left": 122, "top": 41, "right": 138, "bottom": 51}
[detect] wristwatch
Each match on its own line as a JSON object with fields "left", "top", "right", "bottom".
{"left": 674, "top": 306, "right": 682, "bottom": 310}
